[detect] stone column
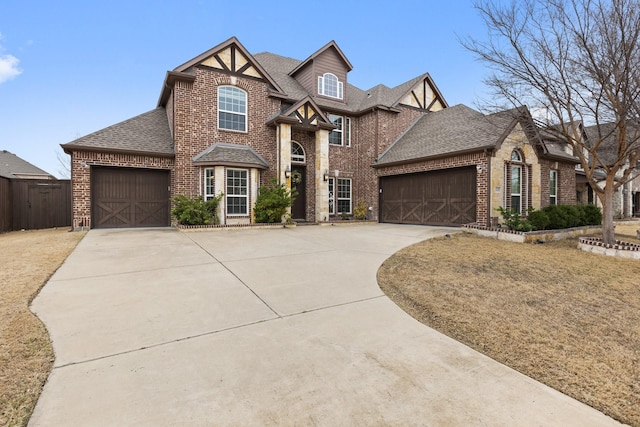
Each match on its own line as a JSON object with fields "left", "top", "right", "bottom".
{"left": 214, "top": 166, "right": 226, "bottom": 225}
{"left": 315, "top": 128, "right": 330, "bottom": 222}
{"left": 278, "top": 123, "right": 292, "bottom": 219}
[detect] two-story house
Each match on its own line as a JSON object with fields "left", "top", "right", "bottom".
{"left": 62, "top": 36, "right": 578, "bottom": 229}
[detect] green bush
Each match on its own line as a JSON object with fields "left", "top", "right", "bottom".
{"left": 254, "top": 179, "right": 295, "bottom": 223}
{"left": 496, "top": 206, "right": 533, "bottom": 231}
{"left": 527, "top": 209, "right": 550, "bottom": 230}
{"left": 583, "top": 204, "right": 603, "bottom": 225}
{"left": 172, "top": 194, "right": 222, "bottom": 225}
{"left": 538, "top": 204, "right": 602, "bottom": 230}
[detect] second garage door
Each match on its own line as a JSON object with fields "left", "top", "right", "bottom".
{"left": 92, "top": 167, "right": 170, "bottom": 228}
{"left": 380, "top": 167, "right": 476, "bottom": 226}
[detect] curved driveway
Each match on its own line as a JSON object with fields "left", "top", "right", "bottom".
{"left": 30, "top": 224, "right": 621, "bottom": 426}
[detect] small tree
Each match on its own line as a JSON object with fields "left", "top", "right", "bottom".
{"left": 253, "top": 179, "right": 295, "bottom": 223}
{"left": 463, "top": 0, "right": 640, "bottom": 244}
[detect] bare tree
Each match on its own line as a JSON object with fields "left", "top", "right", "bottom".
{"left": 55, "top": 147, "right": 70, "bottom": 179}
{"left": 463, "top": 0, "right": 640, "bottom": 244}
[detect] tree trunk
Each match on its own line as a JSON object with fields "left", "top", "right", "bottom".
{"left": 600, "top": 183, "right": 616, "bottom": 244}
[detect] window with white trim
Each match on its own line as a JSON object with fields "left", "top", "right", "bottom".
{"left": 337, "top": 178, "right": 352, "bottom": 214}
{"left": 204, "top": 168, "right": 215, "bottom": 200}
{"left": 318, "top": 73, "right": 343, "bottom": 99}
{"left": 226, "top": 169, "right": 248, "bottom": 215}
{"left": 328, "top": 178, "right": 335, "bottom": 214}
{"left": 328, "top": 115, "right": 351, "bottom": 146}
{"left": 291, "top": 141, "right": 306, "bottom": 163}
{"left": 218, "top": 86, "right": 247, "bottom": 132}
{"left": 550, "top": 169, "right": 558, "bottom": 205}
{"left": 510, "top": 150, "right": 523, "bottom": 213}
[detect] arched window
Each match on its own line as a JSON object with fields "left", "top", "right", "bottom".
{"left": 318, "top": 73, "right": 343, "bottom": 99}
{"left": 291, "top": 141, "right": 306, "bottom": 163}
{"left": 510, "top": 149, "right": 525, "bottom": 213}
{"left": 218, "top": 86, "right": 247, "bottom": 132}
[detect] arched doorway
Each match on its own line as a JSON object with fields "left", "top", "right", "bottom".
{"left": 291, "top": 141, "right": 306, "bottom": 220}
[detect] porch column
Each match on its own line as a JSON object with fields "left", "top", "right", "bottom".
{"left": 278, "top": 123, "right": 292, "bottom": 219}
{"left": 214, "top": 166, "right": 226, "bottom": 225}
{"left": 315, "top": 128, "right": 330, "bottom": 222}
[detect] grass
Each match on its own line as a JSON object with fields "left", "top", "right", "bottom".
{"left": 0, "top": 228, "right": 85, "bottom": 427}
{"left": 378, "top": 221, "right": 640, "bottom": 426}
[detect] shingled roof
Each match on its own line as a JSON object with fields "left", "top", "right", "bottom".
{"left": 0, "top": 150, "right": 54, "bottom": 179}
{"left": 583, "top": 122, "right": 640, "bottom": 167}
{"left": 375, "top": 104, "right": 578, "bottom": 167}
{"left": 253, "top": 52, "right": 439, "bottom": 113}
{"left": 61, "top": 108, "right": 173, "bottom": 156}
{"left": 192, "top": 143, "right": 269, "bottom": 169}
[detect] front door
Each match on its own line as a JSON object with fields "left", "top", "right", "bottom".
{"left": 291, "top": 166, "right": 306, "bottom": 221}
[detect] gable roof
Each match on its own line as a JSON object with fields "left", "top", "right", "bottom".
{"left": 289, "top": 40, "right": 353, "bottom": 76}
{"left": 253, "top": 52, "right": 447, "bottom": 114}
{"left": 0, "top": 150, "right": 54, "bottom": 179}
{"left": 61, "top": 108, "right": 174, "bottom": 157}
{"left": 374, "top": 104, "right": 577, "bottom": 167}
{"left": 192, "top": 143, "right": 269, "bottom": 169}
{"left": 583, "top": 121, "right": 640, "bottom": 167}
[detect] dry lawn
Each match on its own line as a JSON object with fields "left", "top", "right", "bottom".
{"left": 0, "top": 228, "right": 85, "bottom": 427}
{"left": 378, "top": 222, "right": 640, "bottom": 426}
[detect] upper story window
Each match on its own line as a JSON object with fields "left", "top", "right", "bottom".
{"left": 328, "top": 114, "right": 351, "bottom": 146}
{"left": 318, "top": 73, "right": 343, "bottom": 99}
{"left": 218, "top": 86, "right": 247, "bottom": 132}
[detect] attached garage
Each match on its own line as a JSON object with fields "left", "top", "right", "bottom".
{"left": 92, "top": 167, "right": 170, "bottom": 228}
{"left": 379, "top": 166, "right": 476, "bottom": 226}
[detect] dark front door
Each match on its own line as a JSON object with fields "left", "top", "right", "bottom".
{"left": 291, "top": 166, "right": 306, "bottom": 221}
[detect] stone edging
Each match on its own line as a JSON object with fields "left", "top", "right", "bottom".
{"left": 462, "top": 224, "right": 601, "bottom": 243}
{"left": 578, "top": 237, "right": 640, "bottom": 259}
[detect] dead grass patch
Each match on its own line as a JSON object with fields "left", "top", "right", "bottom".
{"left": 0, "top": 228, "right": 85, "bottom": 427}
{"left": 378, "top": 230, "right": 640, "bottom": 427}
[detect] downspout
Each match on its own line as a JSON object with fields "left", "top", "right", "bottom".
{"left": 486, "top": 149, "right": 492, "bottom": 227}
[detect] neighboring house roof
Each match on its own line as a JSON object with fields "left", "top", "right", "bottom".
{"left": 192, "top": 143, "right": 269, "bottom": 169}
{"left": 61, "top": 108, "right": 174, "bottom": 157}
{"left": 375, "top": 104, "right": 578, "bottom": 167}
{"left": 0, "top": 150, "right": 54, "bottom": 179}
{"left": 583, "top": 121, "right": 640, "bottom": 167}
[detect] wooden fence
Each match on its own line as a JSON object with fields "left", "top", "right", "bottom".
{"left": 0, "top": 178, "right": 71, "bottom": 232}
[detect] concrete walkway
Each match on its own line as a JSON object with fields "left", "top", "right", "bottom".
{"left": 30, "top": 224, "right": 622, "bottom": 426}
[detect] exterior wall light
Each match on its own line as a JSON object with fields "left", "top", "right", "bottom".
{"left": 323, "top": 170, "right": 329, "bottom": 181}
{"left": 284, "top": 165, "right": 291, "bottom": 179}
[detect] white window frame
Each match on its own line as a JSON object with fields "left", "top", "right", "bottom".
{"left": 318, "top": 72, "right": 343, "bottom": 99}
{"left": 511, "top": 164, "right": 522, "bottom": 214}
{"left": 204, "top": 168, "right": 216, "bottom": 201}
{"left": 337, "top": 178, "right": 352, "bottom": 214}
{"left": 291, "top": 141, "right": 306, "bottom": 163}
{"left": 328, "top": 115, "right": 350, "bottom": 146}
{"left": 550, "top": 169, "right": 558, "bottom": 205}
{"left": 328, "top": 177, "right": 335, "bottom": 215}
{"left": 218, "top": 86, "right": 247, "bottom": 132}
{"left": 226, "top": 168, "right": 248, "bottom": 216}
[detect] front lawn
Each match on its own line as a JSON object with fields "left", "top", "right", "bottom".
{"left": 378, "top": 223, "right": 640, "bottom": 426}
{"left": 0, "top": 228, "right": 85, "bottom": 427}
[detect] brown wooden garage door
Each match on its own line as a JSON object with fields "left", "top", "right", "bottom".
{"left": 92, "top": 167, "right": 170, "bottom": 228}
{"left": 380, "top": 167, "right": 476, "bottom": 226}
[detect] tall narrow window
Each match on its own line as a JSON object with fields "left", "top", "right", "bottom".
{"left": 226, "top": 169, "right": 248, "bottom": 215}
{"left": 328, "top": 178, "right": 335, "bottom": 214}
{"left": 344, "top": 117, "right": 351, "bottom": 147}
{"left": 328, "top": 115, "right": 343, "bottom": 145}
{"left": 337, "top": 178, "right": 352, "bottom": 214}
{"left": 550, "top": 169, "right": 558, "bottom": 205}
{"left": 218, "top": 86, "right": 247, "bottom": 132}
{"left": 509, "top": 150, "right": 524, "bottom": 213}
{"left": 318, "top": 73, "right": 343, "bottom": 99}
{"left": 204, "top": 168, "right": 215, "bottom": 201}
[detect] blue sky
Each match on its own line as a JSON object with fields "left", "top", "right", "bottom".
{"left": 0, "top": 1, "right": 490, "bottom": 178}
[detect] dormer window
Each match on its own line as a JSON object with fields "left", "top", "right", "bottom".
{"left": 318, "top": 73, "right": 343, "bottom": 99}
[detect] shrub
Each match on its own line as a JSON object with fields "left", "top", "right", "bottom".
{"left": 527, "top": 209, "right": 550, "bottom": 230}
{"left": 254, "top": 179, "right": 295, "bottom": 223}
{"left": 539, "top": 204, "right": 602, "bottom": 229}
{"left": 172, "top": 194, "right": 222, "bottom": 225}
{"left": 582, "top": 204, "right": 603, "bottom": 225}
{"left": 354, "top": 199, "right": 368, "bottom": 220}
{"left": 496, "top": 206, "right": 533, "bottom": 231}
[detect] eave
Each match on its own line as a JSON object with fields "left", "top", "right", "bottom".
{"left": 157, "top": 71, "right": 197, "bottom": 107}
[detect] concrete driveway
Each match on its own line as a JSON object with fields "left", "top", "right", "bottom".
{"left": 30, "top": 224, "right": 621, "bottom": 426}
